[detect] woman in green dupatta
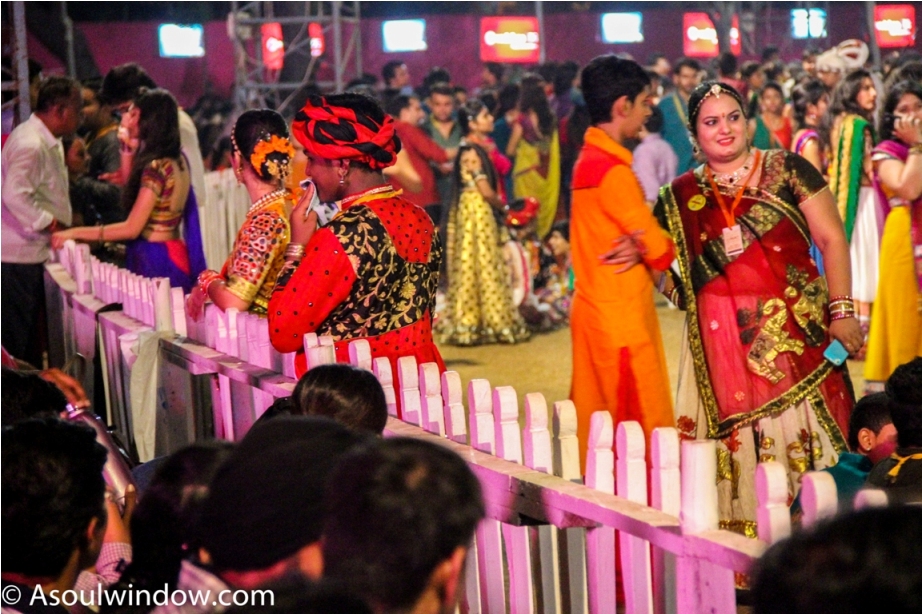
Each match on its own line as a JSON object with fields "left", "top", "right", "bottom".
{"left": 828, "top": 69, "right": 881, "bottom": 352}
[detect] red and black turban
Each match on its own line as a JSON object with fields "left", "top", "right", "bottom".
{"left": 292, "top": 94, "right": 401, "bottom": 170}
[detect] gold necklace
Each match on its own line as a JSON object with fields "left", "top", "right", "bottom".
{"left": 708, "top": 150, "right": 756, "bottom": 186}
{"left": 249, "top": 188, "right": 288, "bottom": 212}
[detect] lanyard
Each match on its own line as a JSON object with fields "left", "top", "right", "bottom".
{"left": 705, "top": 150, "right": 761, "bottom": 228}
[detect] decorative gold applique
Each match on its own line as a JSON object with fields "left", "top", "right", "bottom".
{"left": 759, "top": 454, "right": 776, "bottom": 463}
{"left": 761, "top": 436, "right": 775, "bottom": 450}
{"left": 746, "top": 299, "right": 806, "bottom": 384}
{"left": 719, "top": 519, "right": 758, "bottom": 539}
{"left": 790, "top": 277, "right": 829, "bottom": 347}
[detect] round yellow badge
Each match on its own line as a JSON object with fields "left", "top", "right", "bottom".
{"left": 688, "top": 195, "right": 707, "bottom": 211}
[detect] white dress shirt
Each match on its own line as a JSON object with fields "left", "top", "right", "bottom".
{"left": 1, "top": 113, "right": 72, "bottom": 263}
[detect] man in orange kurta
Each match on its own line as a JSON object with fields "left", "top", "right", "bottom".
{"left": 570, "top": 56, "right": 676, "bottom": 473}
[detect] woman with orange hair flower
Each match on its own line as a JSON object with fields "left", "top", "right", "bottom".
{"left": 268, "top": 94, "right": 444, "bottom": 397}
{"left": 186, "top": 109, "right": 295, "bottom": 318}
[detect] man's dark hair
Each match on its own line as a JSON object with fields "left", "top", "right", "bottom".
{"left": 99, "top": 62, "right": 157, "bottom": 106}
{"left": 673, "top": 57, "right": 701, "bottom": 76}
{"left": 484, "top": 62, "right": 504, "bottom": 83}
{"left": 886, "top": 357, "right": 922, "bottom": 448}
{"left": 428, "top": 84, "right": 454, "bottom": 100}
{"left": 761, "top": 46, "right": 780, "bottom": 63}
{"left": 646, "top": 52, "right": 667, "bottom": 67}
{"left": 423, "top": 67, "right": 451, "bottom": 91}
{"left": 34, "top": 75, "right": 80, "bottom": 113}
{"left": 384, "top": 94, "right": 416, "bottom": 119}
{"left": 381, "top": 61, "right": 405, "bottom": 85}
{"left": 741, "top": 61, "right": 763, "bottom": 80}
{"left": 751, "top": 507, "right": 922, "bottom": 614}
{"left": 1, "top": 368, "right": 68, "bottom": 427}
{"left": 644, "top": 105, "right": 665, "bottom": 134}
{"left": 292, "top": 364, "right": 388, "bottom": 435}
{"left": 581, "top": 54, "right": 651, "bottom": 125}
{"left": 322, "top": 438, "right": 485, "bottom": 611}
{"left": 717, "top": 52, "right": 738, "bottom": 77}
{"left": 554, "top": 60, "right": 580, "bottom": 96}
{"left": 847, "top": 392, "right": 892, "bottom": 451}
{"left": 802, "top": 46, "right": 821, "bottom": 61}
{"left": 495, "top": 83, "right": 520, "bottom": 118}
{"left": 2, "top": 419, "right": 107, "bottom": 578}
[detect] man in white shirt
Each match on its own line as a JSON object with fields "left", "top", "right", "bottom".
{"left": 1, "top": 76, "right": 82, "bottom": 366}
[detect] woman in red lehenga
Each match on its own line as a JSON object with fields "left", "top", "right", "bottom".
{"left": 267, "top": 94, "right": 443, "bottom": 416}
{"left": 654, "top": 82, "right": 863, "bottom": 536}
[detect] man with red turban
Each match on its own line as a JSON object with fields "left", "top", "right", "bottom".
{"left": 268, "top": 94, "right": 444, "bottom": 413}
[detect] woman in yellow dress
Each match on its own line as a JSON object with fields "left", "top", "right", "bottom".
{"left": 508, "top": 83, "right": 560, "bottom": 239}
{"left": 186, "top": 109, "right": 294, "bottom": 318}
{"left": 438, "top": 143, "right": 529, "bottom": 346}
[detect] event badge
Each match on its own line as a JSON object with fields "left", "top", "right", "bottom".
{"left": 722, "top": 224, "right": 744, "bottom": 257}
{"left": 688, "top": 195, "right": 706, "bottom": 211}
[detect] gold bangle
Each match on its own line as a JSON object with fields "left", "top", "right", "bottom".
{"left": 909, "top": 143, "right": 922, "bottom": 155}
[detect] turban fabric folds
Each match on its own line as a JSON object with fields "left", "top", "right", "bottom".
{"left": 292, "top": 94, "right": 401, "bottom": 170}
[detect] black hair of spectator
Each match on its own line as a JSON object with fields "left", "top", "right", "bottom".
{"left": 225, "top": 575, "right": 373, "bottom": 614}
{"left": 846, "top": 392, "right": 893, "bottom": 451}
{"left": 554, "top": 60, "right": 580, "bottom": 97}
{"left": 120, "top": 88, "right": 181, "bottom": 212}
{"left": 1, "top": 368, "right": 68, "bottom": 427}
{"left": 646, "top": 52, "right": 667, "bottom": 67}
{"left": 105, "top": 442, "right": 235, "bottom": 614}
{"left": 741, "top": 61, "right": 763, "bottom": 80}
{"left": 381, "top": 60, "right": 405, "bottom": 85}
{"left": 453, "top": 85, "right": 468, "bottom": 97}
{"left": 763, "top": 62, "right": 785, "bottom": 83}
{"left": 484, "top": 62, "right": 504, "bottom": 83}
{"left": 520, "top": 80, "right": 557, "bottom": 136}
{"left": 581, "top": 54, "right": 651, "bottom": 125}
{"left": 760, "top": 81, "right": 785, "bottom": 100}
{"left": 550, "top": 219, "right": 570, "bottom": 242}
{"left": 384, "top": 94, "right": 416, "bottom": 119}
{"left": 34, "top": 75, "right": 81, "bottom": 113}
{"left": 885, "top": 61, "right": 922, "bottom": 93}
{"left": 495, "top": 83, "right": 521, "bottom": 118}
{"left": 2, "top": 419, "right": 108, "bottom": 578}
{"left": 81, "top": 75, "right": 104, "bottom": 93}
{"left": 761, "top": 46, "right": 780, "bottom": 63}
{"left": 291, "top": 364, "right": 388, "bottom": 435}
{"left": 428, "top": 84, "right": 454, "bottom": 100}
{"left": 717, "top": 52, "right": 738, "bottom": 77}
{"left": 751, "top": 506, "right": 922, "bottom": 614}
{"left": 791, "top": 78, "right": 827, "bottom": 127}
{"left": 802, "top": 46, "right": 822, "bottom": 61}
{"left": 536, "top": 61, "right": 559, "bottom": 87}
{"left": 423, "top": 67, "right": 451, "bottom": 90}
{"left": 672, "top": 57, "right": 701, "bottom": 76}
{"left": 479, "top": 91, "right": 499, "bottom": 115}
{"left": 885, "top": 357, "right": 922, "bottom": 448}
{"left": 458, "top": 98, "right": 489, "bottom": 137}
{"left": 232, "top": 109, "right": 291, "bottom": 183}
{"left": 879, "top": 80, "right": 922, "bottom": 143}
{"left": 100, "top": 62, "right": 157, "bottom": 106}
{"left": 644, "top": 105, "right": 665, "bottom": 134}
{"left": 322, "top": 437, "right": 485, "bottom": 612}
{"left": 829, "top": 69, "right": 874, "bottom": 121}
{"left": 566, "top": 103, "right": 592, "bottom": 152}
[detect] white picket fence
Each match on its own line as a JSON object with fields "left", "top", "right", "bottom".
{"left": 45, "top": 241, "right": 886, "bottom": 614}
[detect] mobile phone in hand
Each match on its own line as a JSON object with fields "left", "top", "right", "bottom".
{"left": 824, "top": 339, "right": 849, "bottom": 366}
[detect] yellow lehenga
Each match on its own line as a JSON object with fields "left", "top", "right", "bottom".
{"left": 438, "top": 188, "right": 529, "bottom": 346}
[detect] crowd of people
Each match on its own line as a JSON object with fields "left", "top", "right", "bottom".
{"left": 2, "top": 33, "right": 922, "bottom": 613}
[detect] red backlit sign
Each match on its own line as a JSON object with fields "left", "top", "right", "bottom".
{"left": 875, "top": 4, "right": 916, "bottom": 48}
{"left": 683, "top": 13, "right": 741, "bottom": 58}
{"left": 309, "top": 22, "right": 325, "bottom": 57}
{"left": 261, "top": 22, "right": 284, "bottom": 71}
{"left": 480, "top": 17, "right": 540, "bottom": 64}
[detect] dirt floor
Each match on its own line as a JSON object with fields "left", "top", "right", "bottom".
{"left": 439, "top": 304, "right": 867, "bottom": 414}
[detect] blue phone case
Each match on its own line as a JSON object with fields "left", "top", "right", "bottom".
{"left": 824, "top": 339, "right": 849, "bottom": 366}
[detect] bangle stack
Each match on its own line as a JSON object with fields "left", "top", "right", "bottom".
{"left": 284, "top": 243, "right": 306, "bottom": 261}
{"left": 909, "top": 143, "right": 922, "bottom": 155}
{"left": 828, "top": 295, "right": 856, "bottom": 321}
{"left": 197, "top": 270, "right": 222, "bottom": 297}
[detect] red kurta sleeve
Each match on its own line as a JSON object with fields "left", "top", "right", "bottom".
{"left": 408, "top": 127, "right": 450, "bottom": 164}
{"left": 267, "top": 228, "right": 358, "bottom": 353}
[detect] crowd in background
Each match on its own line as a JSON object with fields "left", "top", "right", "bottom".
{"left": 3, "top": 32, "right": 922, "bottom": 614}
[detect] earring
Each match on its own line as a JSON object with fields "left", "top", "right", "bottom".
{"left": 339, "top": 171, "right": 346, "bottom": 187}
{"left": 234, "top": 165, "right": 244, "bottom": 185}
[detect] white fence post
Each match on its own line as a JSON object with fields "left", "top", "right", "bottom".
{"left": 493, "top": 386, "right": 534, "bottom": 614}
{"left": 854, "top": 488, "right": 888, "bottom": 510}
{"left": 553, "top": 400, "right": 587, "bottom": 614}
{"left": 373, "top": 357, "right": 398, "bottom": 417}
{"left": 585, "top": 411, "right": 616, "bottom": 614}
{"left": 397, "top": 355, "right": 421, "bottom": 426}
{"left": 171, "top": 288, "right": 188, "bottom": 337}
{"left": 755, "top": 462, "right": 791, "bottom": 545}
{"left": 650, "top": 428, "right": 679, "bottom": 614}
{"left": 524, "top": 393, "right": 561, "bottom": 614}
{"left": 419, "top": 362, "right": 445, "bottom": 436}
{"left": 347, "top": 339, "right": 372, "bottom": 371}
{"left": 800, "top": 471, "right": 838, "bottom": 528}
{"left": 441, "top": 371, "right": 467, "bottom": 445}
{"left": 616, "top": 421, "right": 654, "bottom": 614}
{"left": 677, "top": 440, "right": 735, "bottom": 614}
{"left": 468, "top": 379, "right": 506, "bottom": 614}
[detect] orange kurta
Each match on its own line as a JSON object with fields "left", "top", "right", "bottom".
{"left": 570, "top": 127, "right": 676, "bottom": 472}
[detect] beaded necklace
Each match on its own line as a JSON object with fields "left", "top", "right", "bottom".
{"left": 707, "top": 150, "right": 757, "bottom": 186}
{"left": 249, "top": 188, "right": 288, "bottom": 213}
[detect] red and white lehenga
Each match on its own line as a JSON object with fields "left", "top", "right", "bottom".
{"left": 654, "top": 149, "right": 855, "bottom": 537}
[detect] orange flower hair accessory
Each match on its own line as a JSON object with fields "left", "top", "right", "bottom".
{"left": 250, "top": 135, "right": 295, "bottom": 181}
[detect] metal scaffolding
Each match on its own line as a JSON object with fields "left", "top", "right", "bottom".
{"left": 1, "top": 1, "right": 32, "bottom": 123}
{"left": 229, "top": 1, "right": 362, "bottom": 115}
